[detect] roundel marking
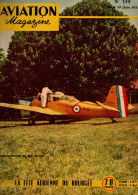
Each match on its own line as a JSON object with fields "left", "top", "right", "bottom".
{"left": 73, "top": 105, "right": 81, "bottom": 113}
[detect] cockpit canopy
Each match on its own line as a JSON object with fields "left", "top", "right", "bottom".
{"left": 36, "top": 93, "right": 79, "bottom": 103}
{"left": 53, "top": 95, "right": 79, "bottom": 103}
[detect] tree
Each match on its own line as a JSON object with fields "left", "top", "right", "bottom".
{"left": 0, "top": 48, "right": 5, "bottom": 79}
{"left": 0, "top": 48, "right": 7, "bottom": 100}
{"left": 52, "top": 0, "right": 138, "bottom": 97}
{"left": 5, "top": 32, "right": 42, "bottom": 97}
{"left": 3, "top": 0, "right": 138, "bottom": 100}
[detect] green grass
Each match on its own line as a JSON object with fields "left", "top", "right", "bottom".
{"left": 0, "top": 115, "right": 138, "bottom": 194}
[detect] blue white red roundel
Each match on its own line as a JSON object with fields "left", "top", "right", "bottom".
{"left": 73, "top": 105, "right": 81, "bottom": 113}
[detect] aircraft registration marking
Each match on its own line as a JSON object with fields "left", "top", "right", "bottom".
{"left": 83, "top": 108, "right": 90, "bottom": 111}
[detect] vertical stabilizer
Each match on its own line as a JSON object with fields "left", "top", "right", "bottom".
{"left": 104, "top": 85, "right": 128, "bottom": 117}
{"left": 116, "top": 85, "right": 128, "bottom": 117}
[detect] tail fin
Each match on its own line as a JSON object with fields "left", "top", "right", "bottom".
{"left": 104, "top": 85, "right": 128, "bottom": 117}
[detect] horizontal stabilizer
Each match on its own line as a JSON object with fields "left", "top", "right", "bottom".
{"left": 83, "top": 101, "right": 97, "bottom": 106}
{"left": 0, "top": 102, "right": 67, "bottom": 116}
{"left": 128, "top": 104, "right": 134, "bottom": 110}
{"left": 96, "top": 101, "right": 119, "bottom": 112}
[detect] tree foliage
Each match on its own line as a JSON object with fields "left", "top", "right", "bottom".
{"left": 0, "top": 48, "right": 7, "bottom": 100}
{"left": 1, "top": 0, "right": 138, "bottom": 100}
{"left": 0, "top": 48, "right": 5, "bottom": 79}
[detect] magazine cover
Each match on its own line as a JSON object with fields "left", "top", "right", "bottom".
{"left": 0, "top": 0, "right": 138, "bottom": 194}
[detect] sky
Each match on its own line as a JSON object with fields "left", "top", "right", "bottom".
{"left": 0, "top": 0, "right": 137, "bottom": 55}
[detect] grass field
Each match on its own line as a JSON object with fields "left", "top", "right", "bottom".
{"left": 0, "top": 114, "right": 138, "bottom": 195}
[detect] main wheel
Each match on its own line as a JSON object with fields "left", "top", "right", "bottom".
{"left": 28, "top": 118, "right": 35, "bottom": 126}
{"left": 48, "top": 117, "right": 55, "bottom": 124}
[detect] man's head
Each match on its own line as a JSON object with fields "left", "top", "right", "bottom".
{"left": 44, "top": 82, "right": 49, "bottom": 87}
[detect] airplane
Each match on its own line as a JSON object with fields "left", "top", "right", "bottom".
{"left": 0, "top": 85, "right": 133, "bottom": 125}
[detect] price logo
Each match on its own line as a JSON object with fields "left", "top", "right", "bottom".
{"left": 102, "top": 176, "right": 116, "bottom": 192}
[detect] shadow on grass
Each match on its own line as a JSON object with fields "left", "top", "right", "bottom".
{"left": 0, "top": 118, "right": 86, "bottom": 128}
{"left": 0, "top": 118, "right": 125, "bottom": 128}
{"left": 78, "top": 121, "right": 124, "bottom": 126}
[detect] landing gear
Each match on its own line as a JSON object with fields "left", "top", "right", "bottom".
{"left": 28, "top": 118, "right": 35, "bottom": 126}
{"left": 48, "top": 117, "right": 55, "bottom": 124}
{"left": 111, "top": 119, "right": 117, "bottom": 123}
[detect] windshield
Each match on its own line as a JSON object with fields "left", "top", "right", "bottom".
{"left": 69, "top": 98, "right": 79, "bottom": 103}
{"left": 61, "top": 96, "right": 79, "bottom": 102}
{"left": 61, "top": 96, "right": 71, "bottom": 100}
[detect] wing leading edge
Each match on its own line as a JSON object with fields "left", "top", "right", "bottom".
{"left": 0, "top": 102, "right": 67, "bottom": 116}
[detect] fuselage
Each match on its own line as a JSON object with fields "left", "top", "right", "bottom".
{"left": 31, "top": 94, "right": 119, "bottom": 119}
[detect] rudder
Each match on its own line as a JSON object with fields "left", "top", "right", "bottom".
{"left": 104, "top": 85, "right": 128, "bottom": 117}
{"left": 116, "top": 85, "right": 128, "bottom": 117}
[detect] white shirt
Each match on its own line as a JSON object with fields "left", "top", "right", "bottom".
{"left": 42, "top": 87, "right": 52, "bottom": 94}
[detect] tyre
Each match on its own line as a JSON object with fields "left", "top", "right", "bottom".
{"left": 28, "top": 118, "right": 35, "bottom": 126}
{"left": 48, "top": 117, "right": 55, "bottom": 124}
{"left": 112, "top": 119, "right": 116, "bottom": 123}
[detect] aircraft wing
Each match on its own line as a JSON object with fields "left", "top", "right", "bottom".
{"left": 0, "top": 102, "right": 67, "bottom": 116}
{"left": 96, "top": 101, "right": 119, "bottom": 112}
